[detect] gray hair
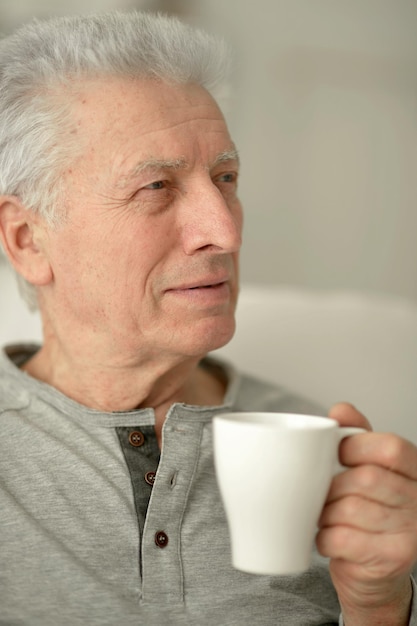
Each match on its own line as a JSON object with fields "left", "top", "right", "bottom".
{"left": 0, "top": 11, "right": 232, "bottom": 309}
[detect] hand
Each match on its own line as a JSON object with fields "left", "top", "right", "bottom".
{"left": 316, "top": 402, "right": 417, "bottom": 625}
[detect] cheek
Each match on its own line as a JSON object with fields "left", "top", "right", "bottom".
{"left": 51, "top": 213, "right": 175, "bottom": 309}
{"left": 102, "top": 225, "right": 170, "bottom": 292}
{"left": 49, "top": 232, "right": 117, "bottom": 301}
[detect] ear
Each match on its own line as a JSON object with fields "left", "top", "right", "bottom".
{"left": 0, "top": 196, "right": 53, "bottom": 286}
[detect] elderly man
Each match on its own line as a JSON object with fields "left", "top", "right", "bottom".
{"left": 0, "top": 11, "right": 416, "bottom": 626}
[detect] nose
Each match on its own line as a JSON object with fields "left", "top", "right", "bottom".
{"left": 180, "top": 180, "right": 242, "bottom": 256}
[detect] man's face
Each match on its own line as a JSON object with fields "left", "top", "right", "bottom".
{"left": 43, "top": 77, "right": 242, "bottom": 362}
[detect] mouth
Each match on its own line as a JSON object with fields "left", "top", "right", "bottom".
{"left": 165, "top": 277, "right": 232, "bottom": 304}
{"left": 169, "top": 277, "right": 229, "bottom": 292}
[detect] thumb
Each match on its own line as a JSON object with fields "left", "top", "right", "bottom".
{"left": 328, "top": 402, "right": 373, "bottom": 431}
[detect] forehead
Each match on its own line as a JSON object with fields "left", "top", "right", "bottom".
{"left": 68, "top": 77, "right": 235, "bottom": 179}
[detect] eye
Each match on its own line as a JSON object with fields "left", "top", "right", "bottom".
{"left": 216, "top": 172, "right": 237, "bottom": 184}
{"left": 214, "top": 171, "right": 239, "bottom": 196}
{"left": 144, "top": 180, "right": 166, "bottom": 190}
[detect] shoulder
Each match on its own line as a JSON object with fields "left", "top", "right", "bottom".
{"left": 0, "top": 344, "right": 35, "bottom": 418}
{"left": 208, "top": 354, "right": 326, "bottom": 416}
{"left": 234, "top": 370, "right": 326, "bottom": 417}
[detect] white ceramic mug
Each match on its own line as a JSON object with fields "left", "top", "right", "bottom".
{"left": 213, "top": 412, "right": 365, "bottom": 575}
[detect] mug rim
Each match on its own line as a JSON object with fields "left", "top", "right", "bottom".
{"left": 213, "top": 412, "right": 337, "bottom": 430}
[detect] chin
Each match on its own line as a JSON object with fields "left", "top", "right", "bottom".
{"left": 184, "top": 316, "right": 236, "bottom": 357}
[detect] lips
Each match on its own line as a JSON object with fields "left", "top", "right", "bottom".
{"left": 168, "top": 276, "right": 229, "bottom": 291}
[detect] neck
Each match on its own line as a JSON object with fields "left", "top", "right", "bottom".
{"left": 22, "top": 330, "right": 226, "bottom": 444}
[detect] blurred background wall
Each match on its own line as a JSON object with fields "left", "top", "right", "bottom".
{"left": 0, "top": 0, "right": 416, "bottom": 302}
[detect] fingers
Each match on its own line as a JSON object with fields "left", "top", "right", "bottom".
{"left": 329, "top": 402, "right": 417, "bottom": 480}
{"left": 316, "top": 525, "right": 417, "bottom": 578}
{"left": 320, "top": 491, "right": 416, "bottom": 533}
{"left": 319, "top": 465, "right": 417, "bottom": 567}
{"left": 320, "top": 402, "right": 417, "bottom": 617}
{"left": 319, "top": 438, "right": 417, "bottom": 552}
{"left": 339, "top": 431, "right": 417, "bottom": 481}
{"left": 325, "top": 463, "right": 417, "bottom": 508}
{"left": 317, "top": 426, "right": 417, "bottom": 583}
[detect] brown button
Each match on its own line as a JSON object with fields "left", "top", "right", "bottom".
{"left": 155, "top": 531, "right": 169, "bottom": 548}
{"left": 128, "top": 431, "right": 145, "bottom": 447}
{"left": 144, "top": 471, "right": 156, "bottom": 486}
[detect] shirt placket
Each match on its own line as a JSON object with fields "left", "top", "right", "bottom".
{"left": 140, "top": 411, "right": 206, "bottom": 607}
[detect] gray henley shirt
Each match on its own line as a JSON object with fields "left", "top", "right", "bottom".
{"left": 1, "top": 345, "right": 416, "bottom": 626}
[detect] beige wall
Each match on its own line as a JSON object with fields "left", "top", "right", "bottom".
{"left": 1, "top": 0, "right": 416, "bottom": 301}
{"left": 191, "top": 0, "right": 417, "bottom": 301}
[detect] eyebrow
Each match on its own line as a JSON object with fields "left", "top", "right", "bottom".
{"left": 115, "top": 147, "right": 240, "bottom": 190}
{"left": 115, "top": 158, "right": 187, "bottom": 190}
{"left": 211, "top": 148, "right": 240, "bottom": 168}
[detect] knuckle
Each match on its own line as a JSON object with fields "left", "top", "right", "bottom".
{"left": 319, "top": 525, "right": 351, "bottom": 555}
{"left": 340, "top": 495, "right": 363, "bottom": 519}
{"left": 379, "top": 434, "right": 406, "bottom": 468}
{"left": 353, "top": 464, "right": 381, "bottom": 491}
